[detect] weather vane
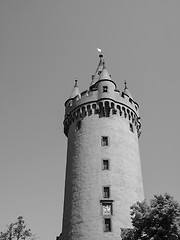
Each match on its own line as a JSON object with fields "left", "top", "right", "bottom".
{"left": 97, "top": 48, "right": 103, "bottom": 58}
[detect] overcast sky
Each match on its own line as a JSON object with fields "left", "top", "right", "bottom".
{"left": 0, "top": 1, "right": 180, "bottom": 240}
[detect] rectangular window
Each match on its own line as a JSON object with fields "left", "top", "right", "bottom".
{"left": 103, "top": 86, "right": 108, "bottom": 92}
{"left": 102, "top": 160, "right": 109, "bottom": 170}
{"left": 101, "top": 136, "right": 109, "bottom": 146}
{"left": 103, "top": 186, "right": 110, "bottom": 198}
{"left": 104, "top": 218, "right": 111, "bottom": 232}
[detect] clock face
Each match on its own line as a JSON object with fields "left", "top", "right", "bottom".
{"left": 102, "top": 204, "right": 112, "bottom": 215}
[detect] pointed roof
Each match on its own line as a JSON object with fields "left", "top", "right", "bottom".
{"left": 90, "top": 54, "right": 104, "bottom": 86}
{"left": 70, "top": 79, "right": 81, "bottom": 99}
{"left": 123, "top": 80, "right": 133, "bottom": 99}
{"left": 99, "top": 60, "right": 112, "bottom": 81}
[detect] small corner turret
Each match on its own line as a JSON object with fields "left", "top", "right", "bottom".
{"left": 123, "top": 80, "right": 133, "bottom": 99}
{"left": 70, "top": 79, "right": 81, "bottom": 100}
{"left": 63, "top": 54, "right": 141, "bottom": 138}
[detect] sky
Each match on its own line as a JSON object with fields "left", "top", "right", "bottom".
{"left": 0, "top": 1, "right": 180, "bottom": 240}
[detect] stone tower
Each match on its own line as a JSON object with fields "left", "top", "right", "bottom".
{"left": 59, "top": 54, "right": 144, "bottom": 240}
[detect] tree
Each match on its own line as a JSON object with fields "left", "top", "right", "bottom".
{"left": 0, "top": 217, "right": 35, "bottom": 240}
{"left": 121, "top": 193, "right": 180, "bottom": 240}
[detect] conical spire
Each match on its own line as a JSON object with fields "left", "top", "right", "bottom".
{"left": 99, "top": 60, "right": 112, "bottom": 80}
{"left": 70, "top": 79, "right": 81, "bottom": 99}
{"left": 123, "top": 80, "right": 133, "bottom": 99}
{"left": 90, "top": 54, "right": 104, "bottom": 86}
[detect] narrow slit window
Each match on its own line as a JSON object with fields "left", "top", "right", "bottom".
{"left": 102, "top": 160, "right": 109, "bottom": 170}
{"left": 101, "top": 136, "right": 109, "bottom": 146}
{"left": 103, "top": 186, "right": 110, "bottom": 198}
{"left": 104, "top": 218, "right": 111, "bottom": 232}
{"left": 129, "top": 123, "right": 134, "bottom": 132}
{"left": 103, "top": 86, "right": 108, "bottom": 93}
{"left": 76, "top": 121, "right": 81, "bottom": 131}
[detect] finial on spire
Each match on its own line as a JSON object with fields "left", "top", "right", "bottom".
{"left": 103, "top": 60, "right": 106, "bottom": 68}
{"left": 75, "top": 78, "right": 78, "bottom": 87}
{"left": 124, "top": 80, "right": 128, "bottom": 89}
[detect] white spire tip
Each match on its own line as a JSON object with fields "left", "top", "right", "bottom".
{"left": 97, "top": 48, "right": 102, "bottom": 53}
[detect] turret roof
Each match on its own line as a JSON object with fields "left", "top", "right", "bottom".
{"left": 90, "top": 54, "right": 103, "bottom": 86}
{"left": 99, "top": 60, "right": 112, "bottom": 81}
{"left": 123, "top": 80, "right": 133, "bottom": 99}
{"left": 70, "top": 79, "right": 81, "bottom": 99}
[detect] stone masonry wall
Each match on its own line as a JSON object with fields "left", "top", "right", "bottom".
{"left": 61, "top": 112, "right": 144, "bottom": 240}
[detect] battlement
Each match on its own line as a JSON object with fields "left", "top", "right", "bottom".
{"left": 65, "top": 80, "right": 139, "bottom": 115}
{"left": 63, "top": 86, "right": 141, "bottom": 138}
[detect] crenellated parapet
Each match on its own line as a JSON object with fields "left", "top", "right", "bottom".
{"left": 64, "top": 95, "right": 141, "bottom": 138}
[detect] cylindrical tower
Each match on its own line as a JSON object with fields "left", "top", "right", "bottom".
{"left": 59, "top": 55, "right": 144, "bottom": 240}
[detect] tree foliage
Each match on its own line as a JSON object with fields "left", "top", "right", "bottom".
{"left": 121, "top": 193, "right": 180, "bottom": 240}
{"left": 0, "top": 217, "right": 35, "bottom": 240}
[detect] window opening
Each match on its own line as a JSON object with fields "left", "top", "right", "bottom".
{"left": 103, "top": 86, "right": 108, "bottom": 92}
{"left": 129, "top": 123, "right": 134, "bottom": 132}
{"left": 104, "top": 218, "right": 111, "bottom": 232}
{"left": 101, "top": 136, "right": 109, "bottom": 146}
{"left": 102, "top": 160, "right": 109, "bottom": 170}
{"left": 76, "top": 121, "right": 81, "bottom": 131}
{"left": 103, "top": 186, "right": 110, "bottom": 198}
